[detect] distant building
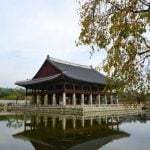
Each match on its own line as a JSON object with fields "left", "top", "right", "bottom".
{"left": 15, "top": 55, "right": 118, "bottom": 105}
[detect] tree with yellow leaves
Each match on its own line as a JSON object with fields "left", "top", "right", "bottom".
{"left": 78, "top": 0, "right": 150, "bottom": 94}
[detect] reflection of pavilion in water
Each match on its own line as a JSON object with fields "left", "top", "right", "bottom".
{"left": 14, "top": 113, "right": 128, "bottom": 150}
{"left": 24, "top": 113, "right": 121, "bottom": 131}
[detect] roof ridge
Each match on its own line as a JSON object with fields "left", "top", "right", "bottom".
{"left": 48, "top": 56, "right": 92, "bottom": 69}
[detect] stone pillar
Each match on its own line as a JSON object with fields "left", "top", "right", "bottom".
{"left": 81, "top": 94, "right": 84, "bottom": 106}
{"left": 44, "top": 95, "right": 48, "bottom": 105}
{"left": 110, "top": 95, "right": 113, "bottom": 104}
{"left": 52, "top": 94, "right": 56, "bottom": 105}
{"left": 31, "top": 95, "right": 35, "bottom": 104}
{"left": 105, "top": 95, "right": 107, "bottom": 105}
{"left": 63, "top": 92, "right": 66, "bottom": 105}
{"left": 89, "top": 94, "right": 93, "bottom": 105}
{"left": 72, "top": 93, "right": 76, "bottom": 105}
{"left": 37, "top": 95, "right": 41, "bottom": 105}
{"left": 97, "top": 95, "right": 101, "bottom": 105}
{"left": 116, "top": 95, "right": 119, "bottom": 104}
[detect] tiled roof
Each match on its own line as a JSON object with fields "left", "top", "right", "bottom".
{"left": 48, "top": 57, "right": 105, "bottom": 85}
{"left": 15, "top": 56, "right": 106, "bottom": 86}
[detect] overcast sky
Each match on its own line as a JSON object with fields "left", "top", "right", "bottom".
{"left": 0, "top": 0, "right": 106, "bottom": 88}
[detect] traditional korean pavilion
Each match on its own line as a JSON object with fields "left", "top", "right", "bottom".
{"left": 16, "top": 55, "right": 118, "bottom": 106}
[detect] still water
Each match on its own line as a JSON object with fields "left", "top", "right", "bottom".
{"left": 0, "top": 111, "right": 150, "bottom": 150}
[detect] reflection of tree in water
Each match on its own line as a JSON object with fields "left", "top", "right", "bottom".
{"left": 137, "top": 114, "right": 148, "bottom": 123}
{"left": 7, "top": 118, "right": 23, "bottom": 128}
{"left": 120, "top": 113, "right": 149, "bottom": 124}
{"left": 4, "top": 115, "right": 24, "bottom": 129}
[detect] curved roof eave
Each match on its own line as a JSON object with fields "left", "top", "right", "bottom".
{"left": 15, "top": 73, "right": 62, "bottom": 87}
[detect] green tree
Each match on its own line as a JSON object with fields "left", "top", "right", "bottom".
{"left": 0, "top": 87, "right": 25, "bottom": 100}
{"left": 78, "top": 0, "right": 150, "bottom": 94}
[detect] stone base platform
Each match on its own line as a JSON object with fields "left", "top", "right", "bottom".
{"left": 5, "top": 104, "right": 143, "bottom": 115}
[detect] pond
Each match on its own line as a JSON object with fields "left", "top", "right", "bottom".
{"left": 0, "top": 111, "right": 150, "bottom": 150}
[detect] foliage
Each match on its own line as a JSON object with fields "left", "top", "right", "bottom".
{"left": 119, "top": 90, "right": 149, "bottom": 104}
{"left": 78, "top": 0, "right": 150, "bottom": 94}
{"left": 0, "top": 87, "right": 25, "bottom": 100}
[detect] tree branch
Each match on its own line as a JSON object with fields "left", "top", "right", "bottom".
{"left": 106, "top": 0, "right": 122, "bottom": 11}
{"left": 139, "top": 0, "right": 150, "bottom": 7}
{"left": 133, "top": 8, "right": 150, "bottom": 13}
{"left": 106, "top": 0, "right": 150, "bottom": 14}
{"left": 138, "top": 50, "right": 150, "bottom": 56}
{"left": 142, "top": 37, "right": 150, "bottom": 49}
